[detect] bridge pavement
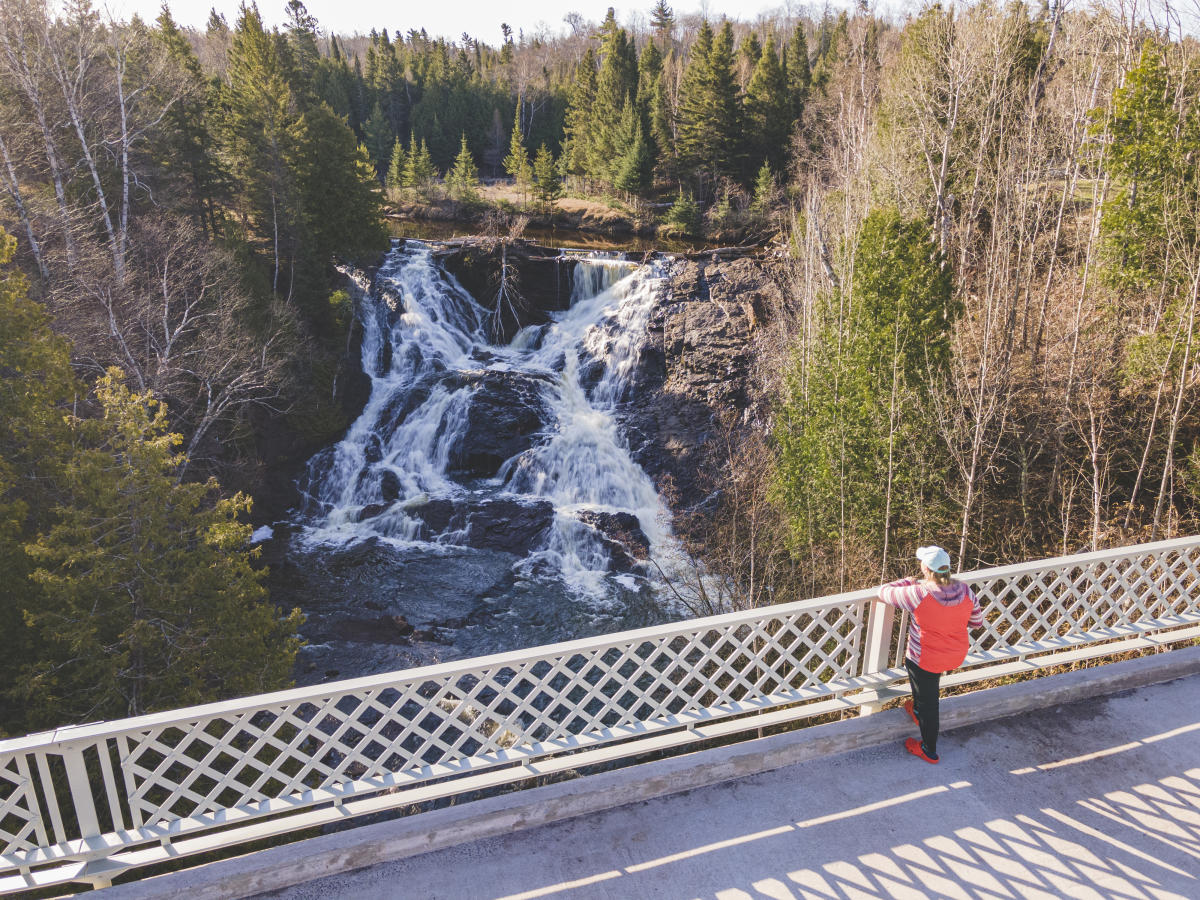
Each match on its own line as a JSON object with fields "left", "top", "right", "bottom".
{"left": 259, "top": 669, "right": 1200, "bottom": 900}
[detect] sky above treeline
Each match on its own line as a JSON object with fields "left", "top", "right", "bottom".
{"left": 109, "top": 0, "right": 850, "bottom": 42}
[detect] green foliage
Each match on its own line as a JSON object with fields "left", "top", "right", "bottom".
{"left": 1098, "top": 41, "right": 1200, "bottom": 296}
{"left": 503, "top": 101, "right": 533, "bottom": 197}
{"left": 612, "top": 100, "right": 655, "bottom": 196}
{"left": 785, "top": 26, "right": 811, "bottom": 117}
{"left": 403, "top": 135, "right": 437, "bottom": 197}
{"left": 775, "top": 208, "right": 956, "bottom": 553}
{"left": 386, "top": 138, "right": 407, "bottom": 194}
{"left": 532, "top": 143, "right": 562, "bottom": 212}
{"left": 661, "top": 190, "right": 701, "bottom": 236}
{"left": 298, "top": 103, "right": 389, "bottom": 264}
{"left": 446, "top": 132, "right": 481, "bottom": 202}
{"left": 0, "top": 233, "right": 301, "bottom": 733}
{"left": 676, "top": 21, "right": 742, "bottom": 197}
{"left": 21, "top": 370, "right": 303, "bottom": 724}
{"left": 752, "top": 161, "right": 777, "bottom": 217}
{"left": 0, "top": 230, "right": 78, "bottom": 733}
{"left": 363, "top": 102, "right": 393, "bottom": 180}
{"left": 745, "top": 39, "right": 793, "bottom": 176}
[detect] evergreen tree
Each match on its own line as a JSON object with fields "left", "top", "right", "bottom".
{"left": 23, "top": 370, "right": 303, "bottom": 723}
{"left": 403, "top": 135, "right": 437, "bottom": 198}
{"left": 297, "top": 103, "right": 388, "bottom": 262}
{"left": 221, "top": 3, "right": 306, "bottom": 297}
{"left": 561, "top": 48, "right": 598, "bottom": 181}
{"left": 1100, "top": 41, "right": 1200, "bottom": 295}
{"left": 363, "top": 102, "right": 394, "bottom": 181}
{"left": 155, "top": 8, "right": 226, "bottom": 235}
{"left": 775, "top": 208, "right": 956, "bottom": 554}
{"left": 661, "top": 189, "right": 701, "bottom": 236}
{"left": 738, "top": 33, "right": 763, "bottom": 88}
{"left": 785, "top": 25, "right": 811, "bottom": 119}
{"left": 612, "top": 99, "right": 655, "bottom": 197}
{"left": 751, "top": 160, "right": 776, "bottom": 217}
{"left": 676, "top": 21, "right": 742, "bottom": 197}
{"left": 650, "top": 65, "right": 676, "bottom": 182}
{"left": 589, "top": 10, "right": 638, "bottom": 187}
{"left": 386, "top": 137, "right": 407, "bottom": 195}
{"left": 503, "top": 100, "right": 533, "bottom": 201}
{"left": 745, "top": 39, "right": 792, "bottom": 175}
{"left": 532, "top": 143, "right": 562, "bottom": 213}
{"left": 446, "top": 133, "right": 480, "bottom": 201}
{"left": 650, "top": 0, "right": 675, "bottom": 46}
{"left": 0, "top": 229, "right": 77, "bottom": 734}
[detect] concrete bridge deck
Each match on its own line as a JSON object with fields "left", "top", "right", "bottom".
{"left": 105, "top": 649, "right": 1200, "bottom": 900}
{"left": 255, "top": 659, "right": 1200, "bottom": 900}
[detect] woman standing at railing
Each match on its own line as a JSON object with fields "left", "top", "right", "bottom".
{"left": 877, "top": 546, "right": 984, "bottom": 764}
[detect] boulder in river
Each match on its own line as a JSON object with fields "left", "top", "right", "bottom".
{"left": 445, "top": 369, "right": 553, "bottom": 476}
{"left": 575, "top": 510, "right": 651, "bottom": 559}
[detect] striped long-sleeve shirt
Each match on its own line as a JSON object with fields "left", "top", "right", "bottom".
{"left": 878, "top": 577, "right": 984, "bottom": 667}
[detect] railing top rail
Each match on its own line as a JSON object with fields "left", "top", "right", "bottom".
{"left": 3, "top": 534, "right": 1196, "bottom": 754}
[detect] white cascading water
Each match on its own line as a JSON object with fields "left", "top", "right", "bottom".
{"left": 298, "top": 240, "right": 673, "bottom": 601}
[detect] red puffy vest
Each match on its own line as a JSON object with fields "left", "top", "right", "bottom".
{"left": 914, "top": 591, "right": 974, "bottom": 673}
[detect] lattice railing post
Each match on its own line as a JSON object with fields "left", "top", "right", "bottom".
{"left": 60, "top": 744, "right": 100, "bottom": 840}
{"left": 859, "top": 599, "right": 895, "bottom": 715}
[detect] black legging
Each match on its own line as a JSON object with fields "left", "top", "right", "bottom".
{"left": 905, "top": 657, "right": 942, "bottom": 758}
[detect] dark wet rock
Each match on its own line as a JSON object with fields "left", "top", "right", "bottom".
{"left": 355, "top": 502, "right": 389, "bottom": 522}
{"left": 379, "top": 469, "right": 403, "bottom": 502}
{"left": 445, "top": 369, "right": 552, "bottom": 476}
{"left": 362, "top": 434, "right": 384, "bottom": 464}
{"left": 404, "top": 497, "right": 459, "bottom": 534}
{"left": 464, "top": 498, "right": 555, "bottom": 554}
{"left": 576, "top": 510, "right": 650, "bottom": 559}
{"left": 436, "top": 240, "right": 577, "bottom": 323}
{"left": 377, "top": 380, "right": 431, "bottom": 433}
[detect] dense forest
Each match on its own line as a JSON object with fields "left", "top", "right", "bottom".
{"left": 1, "top": 0, "right": 1198, "bottom": 734}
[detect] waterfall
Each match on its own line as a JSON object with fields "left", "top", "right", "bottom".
{"left": 296, "top": 240, "right": 673, "bottom": 603}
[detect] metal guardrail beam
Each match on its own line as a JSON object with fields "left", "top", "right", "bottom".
{"left": 2, "top": 535, "right": 1199, "bottom": 892}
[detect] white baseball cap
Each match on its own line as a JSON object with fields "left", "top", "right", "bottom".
{"left": 916, "top": 545, "right": 952, "bottom": 573}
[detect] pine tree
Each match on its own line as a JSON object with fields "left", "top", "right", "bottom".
{"left": 155, "top": 8, "right": 226, "bottom": 235}
{"left": 744, "top": 39, "right": 793, "bottom": 175}
{"left": 775, "top": 208, "right": 956, "bottom": 554}
{"left": 751, "top": 160, "right": 776, "bottom": 218}
{"left": 446, "top": 133, "right": 480, "bottom": 202}
{"left": 403, "top": 135, "right": 437, "bottom": 198}
{"left": 785, "top": 26, "right": 811, "bottom": 118}
{"left": 650, "top": 0, "right": 675, "bottom": 46}
{"left": 612, "top": 99, "right": 654, "bottom": 198}
{"left": 589, "top": 11, "right": 638, "bottom": 188}
{"left": 363, "top": 102, "right": 393, "bottom": 181}
{"left": 561, "top": 48, "right": 598, "bottom": 181}
{"left": 650, "top": 65, "right": 675, "bottom": 181}
{"left": 532, "top": 143, "right": 562, "bottom": 213}
{"left": 676, "top": 21, "right": 742, "bottom": 197}
{"left": 23, "top": 370, "right": 303, "bottom": 723}
{"left": 297, "top": 103, "right": 388, "bottom": 260}
{"left": 222, "top": 3, "right": 303, "bottom": 296}
{"left": 503, "top": 100, "right": 533, "bottom": 202}
{"left": 386, "top": 137, "right": 407, "bottom": 196}
{"left": 0, "top": 229, "right": 78, "bottom": 734}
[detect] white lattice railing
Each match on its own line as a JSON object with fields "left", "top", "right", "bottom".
{"left": 3, "top": 536, "right": 1200, "bottom": 892}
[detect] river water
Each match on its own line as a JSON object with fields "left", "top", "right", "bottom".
{"left": 267, "top": 241, "right": 683, "bottom": 684}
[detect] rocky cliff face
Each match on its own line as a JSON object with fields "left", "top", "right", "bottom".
{"left": 622, "top": 254, "right": 783, "bottom": 509}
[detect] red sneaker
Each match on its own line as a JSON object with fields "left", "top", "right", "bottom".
{"left": 903, "top": 699, "right": 919, "bottom": 727}
{"left": 905, "top": 737, "right": 939, "bottom": 764}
